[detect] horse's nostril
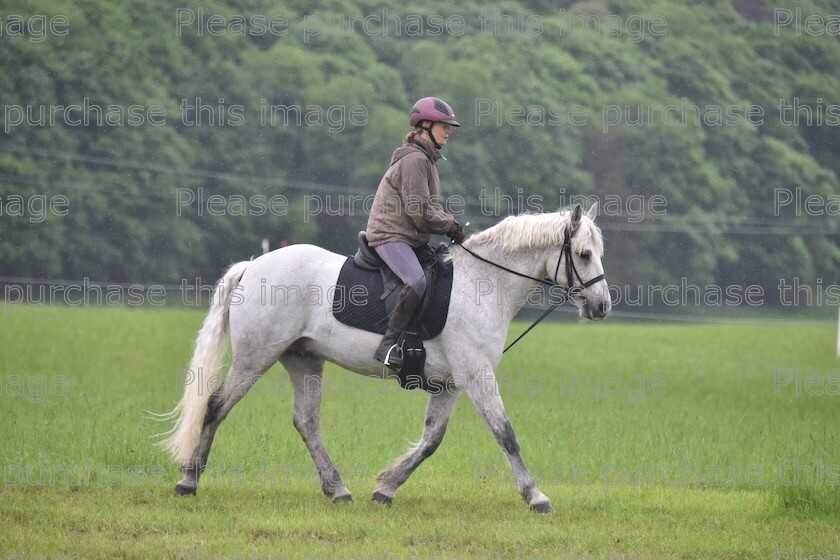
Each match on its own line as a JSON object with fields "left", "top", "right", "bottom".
{"left": 597, "top": 302, "right": 607, "bottom": 315}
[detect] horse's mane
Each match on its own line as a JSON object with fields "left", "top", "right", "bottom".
{"left": 452, "top": 209, "right": 604, "bottom": 259}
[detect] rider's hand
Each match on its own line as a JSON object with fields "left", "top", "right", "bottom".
{"left": 447, "top": 223, "right": 465, "bottom": 244}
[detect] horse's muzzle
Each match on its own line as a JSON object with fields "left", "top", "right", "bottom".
{"left": 582, "top": 298, "right": 611, "bottom": 320}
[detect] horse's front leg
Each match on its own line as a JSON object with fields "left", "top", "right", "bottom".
{"left": 464, "top": 366, "right": 554, "bottom": 513}
{"left": 373, "top": 387, "right": 461, "bottom": 506}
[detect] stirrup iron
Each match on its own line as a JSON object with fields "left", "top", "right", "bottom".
{"left": 383, "top": 342, "right": 403, "bottom": 369}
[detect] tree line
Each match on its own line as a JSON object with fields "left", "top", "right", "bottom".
{"left": 1, "top": 0, "right": 838, "bottom": 310}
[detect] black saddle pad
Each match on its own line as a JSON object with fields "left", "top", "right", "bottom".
{"left": 332, "top": 254, "right": 454, "bottom": 340}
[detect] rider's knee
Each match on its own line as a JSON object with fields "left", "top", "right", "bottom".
{"left": 408, "top": 276, "right": 427, "bottom": 298}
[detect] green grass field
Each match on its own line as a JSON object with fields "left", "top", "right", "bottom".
{"left": 1, "top": 304, "right": 839, "bottom": 559}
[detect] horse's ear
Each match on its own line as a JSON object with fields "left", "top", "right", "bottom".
{"left": 586, "top": 201, "right": 598, "bottom": 220}
{"left": 570, "top": 204, "right": 582, "bottom": 233}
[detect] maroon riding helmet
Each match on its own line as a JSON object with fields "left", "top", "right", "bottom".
{"left": 409, "top": 97, "right": 460, "bottom": 127}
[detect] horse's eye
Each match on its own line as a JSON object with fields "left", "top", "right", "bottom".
{"left": 579, "top": 251, "right": 591, "bottom": 261}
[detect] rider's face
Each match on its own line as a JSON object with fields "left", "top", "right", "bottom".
{"left": 421, "top": 121, "right": 451, "bottom": 147}
{"left": 433, "top": 122, "right": 451, "bottom": 147}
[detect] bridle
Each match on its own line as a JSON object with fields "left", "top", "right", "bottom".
{"left": 552, "top": 225, "right": 606, "bottom": 296}
{"left": 456, "top": 225, "right": 606, "bottom": 353}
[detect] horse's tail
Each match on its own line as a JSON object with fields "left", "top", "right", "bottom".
{"left": 155, "top": 260, "right": 251, "bottom": 466}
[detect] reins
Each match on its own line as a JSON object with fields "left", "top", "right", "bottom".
{"left": 457, "top": 244, "right": 556, "bottom": 289}
{"left": 455, "top": 226, "right": 605, "bottom": 353}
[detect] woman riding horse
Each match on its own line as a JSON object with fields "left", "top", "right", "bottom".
{"left": 365, "top": 97, "right": 465, "bottom": 369}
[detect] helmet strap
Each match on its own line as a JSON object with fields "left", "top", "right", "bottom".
{"left": 421, "top": 122, "right": 442, "bottom": 150}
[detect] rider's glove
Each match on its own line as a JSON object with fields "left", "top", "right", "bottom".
{"left": 447, "top": 223, "right": 465, "bottom": 244}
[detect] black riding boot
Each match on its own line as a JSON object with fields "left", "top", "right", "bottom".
{"left": 373, "top": 285, "right": 422, "bottom": 370}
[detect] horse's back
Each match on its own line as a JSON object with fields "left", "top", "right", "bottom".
{"left": 228, "top": 244, "right": 345, "bottom": 329}
{"left": 242, "top": 244, "right": 344, "bottom": 283}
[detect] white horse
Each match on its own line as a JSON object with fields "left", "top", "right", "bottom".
{"left": 157, "top": 203, "right": 610, "bottom": 513}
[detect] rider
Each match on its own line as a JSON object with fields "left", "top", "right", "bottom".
{"left": 365, "top": 97, "right": 465, "bottom": 369}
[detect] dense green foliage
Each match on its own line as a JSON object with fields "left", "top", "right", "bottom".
{"left": 2, "top": 305, "right": 839, "bottom": 557}
{"left": 1, "top": 0, "right": 838, "bottom": 305}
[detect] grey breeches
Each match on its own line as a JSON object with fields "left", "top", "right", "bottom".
{"left": 374, "top": 242, "right": 428, "bottom": 298}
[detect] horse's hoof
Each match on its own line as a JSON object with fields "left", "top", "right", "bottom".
{"left": 332, "top": 493, "right": 354, "bottom": 504}
{"left": 529, "top": 500, "right": 554, "bottom": 514}
{"left": 372, "top": 491, "right": 393, "bottom": 507}
{"left": 175, "top": 483, "right": 196, "bottom": 496}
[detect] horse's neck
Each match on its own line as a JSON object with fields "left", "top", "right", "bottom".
{"left": 463, "top": 242, "right": 548, "bottom": 322}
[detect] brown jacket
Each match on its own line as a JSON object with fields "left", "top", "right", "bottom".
{"left": 366, "top": 136, "right": 457, "bottom": 248}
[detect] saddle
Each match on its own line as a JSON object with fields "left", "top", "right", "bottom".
{"left": 332, "top": 232, "right": 455, "bottom": 392}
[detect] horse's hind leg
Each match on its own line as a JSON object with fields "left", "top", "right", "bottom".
{"left": 280, "top": 351, "right": 353, "bottom": 503}
{"left": 176, "top": 350, "right": 279, "bottom": 494}
{"left": 373, "top": 388, "right": 461, "bottom": 506}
